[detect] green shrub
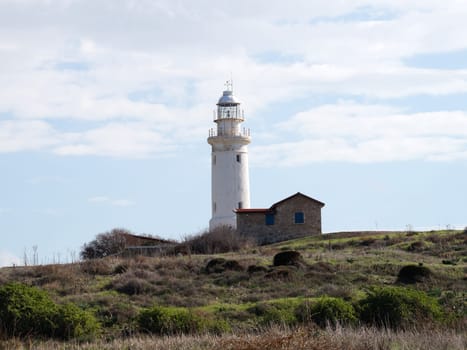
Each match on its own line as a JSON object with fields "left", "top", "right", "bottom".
{"left": 138, "top": 306, "right": 204, "bottom": 335}
{"left": 0, "top": 283, "right": 100, "bottom": 340}
{"left": 54, "top": 303, "right": 100, "bottom": 340}
{"left": 358, "top": 286, "right": 442, "bottom": 329}
{"left": 248, "top": 301, "right": 297, "bottom": 326}
{"left": 0, "top": 282, "right": 58, "bottom": 338}
{"left": 296, "top": 297, "right": 356, "bottom": 327}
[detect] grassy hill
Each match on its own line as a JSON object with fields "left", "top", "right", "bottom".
{"left": 0, "top": 229, "right": 465, "bottom": 349}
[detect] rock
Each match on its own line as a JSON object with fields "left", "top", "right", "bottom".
{"left": 205, "top": 258, "right": 243, "bottom": 274}
{"left": 273, "top": 250, "right": 304, "bottom": 267}
{"left": 397, "top": 264, "right": 432, "bottom": 284}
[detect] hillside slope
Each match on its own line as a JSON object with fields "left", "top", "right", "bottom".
{"left": 0, "top": 229, "right": 465, "bottom": 343}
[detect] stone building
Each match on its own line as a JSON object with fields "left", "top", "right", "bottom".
{"left": 120, "top": 233, "right": 176, "bottom": 257}
{"left": 235, "top": 192, "right": 325, "bottom": 244}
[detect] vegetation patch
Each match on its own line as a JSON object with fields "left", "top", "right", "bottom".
{"left": 296, "top": 297, "right": 356, "bottom": 327}
{"left": 265, "top": 266, "right": 297, "bottom": 280}
{"left": 0, "top": 229, "right": 464, "bottom": 343}
{"left": 110, "top": 275, "right": 155, "bottom": 295}
{"left": 138, "top": 305, "right": 229, "bottom": 335}
{"left": 205, "top": 258, "right": 244, "bottom": 274}
{"left": 0, "top": 283, "right": 99, "bottom": 340}
{"left": 248, "top": 300, "right": 299, "bottom": 326}
{"left": 247, "top": 264, "right": 268, "bottom": 274}
{"left": 358, "top": 286, "right": 442, "bottom": 329}
{"left": 181, "top": 226, "right": 252, "bottom": 254}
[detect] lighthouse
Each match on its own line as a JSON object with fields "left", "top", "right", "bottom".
{"left": 208, "top": 82, "right": 251, "bottom": 230}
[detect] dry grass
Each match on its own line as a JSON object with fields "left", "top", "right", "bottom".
{"left": 1, "top": 326, "right": 465, "bottom": 350}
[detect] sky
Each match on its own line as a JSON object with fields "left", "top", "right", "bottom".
{"left": 1, "top": 0, "right": 466, "bottom": 266}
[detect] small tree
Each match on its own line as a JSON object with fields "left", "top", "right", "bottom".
{"left": 80, "top": 228, "right": 129, "bottom": 260}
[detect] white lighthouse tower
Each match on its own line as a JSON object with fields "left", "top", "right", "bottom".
{"left": 208, "top": 82, "right": 251, "bottom": 230}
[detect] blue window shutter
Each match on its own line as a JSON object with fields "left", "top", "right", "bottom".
{"left": 294, "top": 212, "right": 304, "bottom": 224}
{"left": 265, "top": 213, "right": 275, "bottom": 225}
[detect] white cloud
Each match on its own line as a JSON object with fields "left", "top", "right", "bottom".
{"left": 54, "top": 122, "right": 175, "bottom": 158}
{"left": 1, "top": 0, "right": 467, "bottom": 160}
{"left": 282, "top": 102, "right": 467, "bottom": 138}
{"left": 0, "top": 120, "right": 58, "bottom": 153}
{"left": 253, "top": 102, "right": 467, "bottom": 165}
{"left": 0, "top": 250, "right": 21, "bottom": 267}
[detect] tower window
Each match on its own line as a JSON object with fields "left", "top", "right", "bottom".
{"left": 236, "top": 154, "right": 241, "bottom": 163}
{"left": 212, "top": 155, "right": 216, "bottom": 165}
{"left": 265, "top": 213, "right": 275, "bottom": 225}
{"left": 238, "top": 202, "right": 243, "bottom": 209}
{"left": 213, "top": 202, "right": 217, "bottom": 213}
{"left": 294, "top": 212, "right": 305, "bottom": 224}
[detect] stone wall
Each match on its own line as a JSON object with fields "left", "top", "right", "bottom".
{"left": 236, "top": 193, "right": 323, "bottom": 244}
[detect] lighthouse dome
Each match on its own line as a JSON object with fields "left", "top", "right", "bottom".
{"left": 217, "top": 90, "right": 241, "bottom": 105}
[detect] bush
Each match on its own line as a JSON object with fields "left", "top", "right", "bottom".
{"left": 407, "top": 241, "right": 426, "bottom": 252}
{"left": 112, "top": 276, "right": 155, "bottom": 295}
{"left": 80, "top": 228, "right": 129, "bottom": 260}
{"left": 80, "top": 259, "right": 113, "bottom": 275}
{"left": 0, "top": 283, "right": 100, "bottom": 339}
{"left": 397, "top": 264, "right": 432, "bottom": 284}
{"left": 358, "top": 286, "right": 442, "bottom": 329}
{"left": 180, "top": 226, "right": 252, "bottom": 254}
{"left": 54, "top": 303, "right": 100, "bottom": 340}
{"left": 248, "top": 301, "right": 298, "bottom": 326}
{"left": 138, "top": 306, "right": 205, "bottom": 335}
{"left": 0, "top": 282, "right": 58, "bottom": 338}
{"left": 296, "top": 297, "right": 356, "bottom": 327}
